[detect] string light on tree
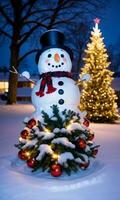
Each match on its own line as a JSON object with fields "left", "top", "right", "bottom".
{"left": 52, "top": 153, "right": 59, "bottom": 160}
{"left": 79, "top": 18, "right": 119, "bottom": 122}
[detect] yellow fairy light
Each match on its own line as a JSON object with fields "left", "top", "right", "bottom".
{"left": 66, "top": 119, "right": 74, "bottom": 130}
{"left": 52, "top": 153, "right": 59, "bottom": 159}
{"left": 66, "top": 124, "right": 71, "bottom": 130}
{"left": 66, "top": 123, "right": 72, "bottom": 130}
{"left": 25, "top": 151, "right": 30, "bottom": 157}
{"left": 44, "top": 127, "right": 50, "bottom": 133}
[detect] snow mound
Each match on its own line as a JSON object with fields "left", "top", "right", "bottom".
{"left": 9, "top": 156, "right": 105, "bottom": 185}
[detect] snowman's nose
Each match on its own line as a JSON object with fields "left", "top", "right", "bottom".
{"left": 54, "top": 53, "right": 60, "bottom": 62}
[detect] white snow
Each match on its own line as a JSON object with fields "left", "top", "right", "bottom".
{"left": 58, "top": 152, "right": 74, "bottom": 164}
{"left": 85, "top": 145, "right": 90, "bottom": 152}
{"left": 53, "top": 128, "right": 60, "bottom": 133}
{"left": 75, "top": 157, "right": 83, "bottom": 163}
{"left": 53, "top": 127, "right": 69, "bottom": 134}
{"left": 23, "top": 117, "right": 30, "bottom": 123}
{"left": 67, "top": 122, "right": 85, "bottom": 131}
{"left": 80, "top": 74, "right": 91, "bottom": 81}
{"left": 35, "top": 128, "right": 55, "bottom": 140}
{"left": 19, "top": 137, "right": 26, "bottom": 143}
{"left": 0, "top": 104, "right": 120, "bottom": 200}
{"left": 51, "top": 137, "right": 75, "bottom": 148}
{"left": 51, "top": 117, "right": 58, "bottom": 121}
{"left": 36, "top": 144, "right": 53, "bottom": 160}
{"left": 22, "top": 138, "right": 38, "bottom": 149}
{"left": 21, "top": 71, "right": 30, "bottom": 79}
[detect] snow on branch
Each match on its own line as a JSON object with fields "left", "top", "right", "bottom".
{"left": 58, "top": 152, "right": 74, "bottom": 165}
{"left": 22, "top": 138, "right": 38, "bottom": 149}
{"left": 37, "top": 144, "right": 53, "bottom": 160}
{"left": 51, "top": 137, "right": 75, "bottom": 148}
{"left": 67, "top": 122, "right": 85, "bottom": 132}
{"left": 35, "top": 128, "right": 55, "bottom": 140}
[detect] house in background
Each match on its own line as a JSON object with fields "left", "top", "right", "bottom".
{"left": 0, "top": 73, "right": 9, "bottom": 94}
{"left": 0, "top": 72, "right": 38, "bottom": 101}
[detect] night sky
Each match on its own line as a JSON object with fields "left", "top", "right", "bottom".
{"left": 101, "top": 0, "right": 120, "bottom": 48}
{"left": 0, "top": 0, "right": 120, "bottom": 73}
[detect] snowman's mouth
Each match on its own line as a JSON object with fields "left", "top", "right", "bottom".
{"left": 48, "top": 62, "right": 64, "bottom": 68}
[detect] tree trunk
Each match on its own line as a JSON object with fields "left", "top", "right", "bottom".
{"left": 7, "top": 43, "right": 20, "bottom": 104}
{"left": 7, "top": 25, "right": 20, "bottom": 105}
{"left": 7, "top": 0, "right": 21, "bottom": 104}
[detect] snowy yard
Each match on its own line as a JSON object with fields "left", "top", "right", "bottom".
{"left": 0, "top": 104, "right": 120, "bottom": 200}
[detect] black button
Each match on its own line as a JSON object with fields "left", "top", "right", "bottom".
{"left": 58, "top": 81, "right": 64, "bottom": 86}
{"left": 48, "top": 54, "right": 52, "bottom": 58}
{"left": 58, "top": 89, "right": 64, "bottom": 95}
{"left": 58, "top": 99, "right": 64, "bottom": 105}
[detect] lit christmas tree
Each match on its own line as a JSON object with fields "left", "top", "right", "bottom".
{"left": 79, "top": 18, "right": 119, "bottom": 122}
{"left": 16, "top": 105, "right": 99, "bottom": 176}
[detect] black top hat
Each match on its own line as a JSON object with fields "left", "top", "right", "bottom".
{"left": 35, "top": 29, "right": 73, "bottom": 63}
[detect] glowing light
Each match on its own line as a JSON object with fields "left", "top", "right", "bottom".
{"left": 52, "top": 153, "right": 59, "bottom": 159}
{"left": 25, "top": 151, "right": 30, "bottom": 157}
{"left": 66, "top": 119, "right": 75, "bottom": 130}
{"left": 44, "top": 127, "right": 50, "bottom": 133}
{"left": 79, "top": 19, "right": 119, "bottom": 122}
{"left": 66, "top": 123, "right": 72, "bottom": 130}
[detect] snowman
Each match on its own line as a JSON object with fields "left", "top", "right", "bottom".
{"left": 30, "top": 30, "right": 80, "bottom": 118}
{"left": 22, "top": 30, "right": 89, "bottom": 119}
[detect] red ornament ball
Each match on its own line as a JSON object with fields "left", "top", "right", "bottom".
{"left": 50, "top": 164, "right": 62, "bottom": 177}
{"left": 77, "top": 138, "right": 86, "bottom": 149}
{"left": 92, "top": 149, "right": 98, "bottom": 157}
{"left": 27, "top": 158, "right": 37, "bottom": 168}
{"left": 20, "top": 129, "right": 29, "bottom": 139}
{"left": 27, "top": 118, "right": 36, "bottom": 129}
{"left": 18, "top": 150, "right": 30, "bottom": 160}
{"left": 88, "top": 133, "right": 94, "bottom": 141}
{"left": 79, "top": 161, "right": 90, "bottom": 169}
{"left": 83, "top": 118, "right": 90, "bottom": 127}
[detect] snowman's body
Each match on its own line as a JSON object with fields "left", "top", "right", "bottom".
{"left": 31, "top": 47, "right": 81, "bottom": 118}
{"left": 32, "top": 77, "right": 80, "bottom": 116}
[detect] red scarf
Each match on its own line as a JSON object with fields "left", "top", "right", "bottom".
{"left": 36, "top": 71, "right": 73, "bottom": 97}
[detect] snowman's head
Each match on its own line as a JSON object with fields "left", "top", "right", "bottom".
{"left": 38, "top": 48, "right": 72, "bottom": 74}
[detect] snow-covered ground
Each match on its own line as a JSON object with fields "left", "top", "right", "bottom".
{"left": 0, "top": 104, "right": 120, "bottom": 200}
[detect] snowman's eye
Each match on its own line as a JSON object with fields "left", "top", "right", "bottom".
{"left": 61, "top": 54, "right": 64, "bottom": 58}
{"left": 48, "top": 54, "right": 52, "bottom": 58}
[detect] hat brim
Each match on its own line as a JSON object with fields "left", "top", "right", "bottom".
{"left": 35, "top": 45, "right": 73, "bottom": 64}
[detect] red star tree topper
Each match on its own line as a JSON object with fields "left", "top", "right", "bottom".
{"left": 94, "top": 18, "right": 100, "bottom": 29}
